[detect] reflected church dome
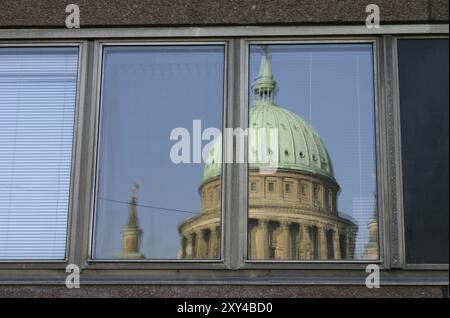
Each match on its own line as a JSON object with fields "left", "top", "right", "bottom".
{"left": 203, "top": 52, "right": 334, "bottom": 183}
{"left": 178, "top": 48, "right": 357, "bottom": 261}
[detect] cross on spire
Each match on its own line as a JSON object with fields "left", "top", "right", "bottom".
{"left": 261, "top": 44, "right": 269, "bottom": 57}
{"left": 131, "top": 182, "right": 140, "bottom": 198}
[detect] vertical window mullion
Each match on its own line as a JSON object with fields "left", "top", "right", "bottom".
{"left": 225, "top": 39, "right": 247, "bottom": 269}
{"left": 386, "top": 35, "right": 405, "bottom": 269}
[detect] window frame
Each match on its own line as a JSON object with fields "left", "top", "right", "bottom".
{"left": 86, "top": 40, "right": 231, "bottom": 268}
{"left": 0, "top": 24, "right": 448, "bottom": 285}
{"left": 391, "top": 35, "right": 450, "bottom": 271}
{"left": 239, "top": 38, "right": 386, "bottom": 270}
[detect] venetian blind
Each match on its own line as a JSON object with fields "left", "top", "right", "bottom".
{"left": 0, "top": 47, "right": 79, "bottom": 260}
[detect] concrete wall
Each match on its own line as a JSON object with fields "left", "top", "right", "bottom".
{"left": 0, "top": 0, "right": 448, "bottom": 28}
{"left": 0, "top": 285, "right": 448, "bottom": 298}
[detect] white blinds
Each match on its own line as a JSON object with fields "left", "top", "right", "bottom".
{"left": 0, "top": 47, "right": 79, "bottom": 260}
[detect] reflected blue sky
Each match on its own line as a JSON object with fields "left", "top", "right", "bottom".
{"left": 94, "top": 46, "right": 224, "bottom": 259}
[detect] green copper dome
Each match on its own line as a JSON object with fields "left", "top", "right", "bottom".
{"left": 202, "top": 49, "right": 335, "bottom": 183}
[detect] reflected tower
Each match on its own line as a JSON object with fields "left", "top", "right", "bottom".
{"left": 116, "top": 183, "right": 144, "bottom": 259}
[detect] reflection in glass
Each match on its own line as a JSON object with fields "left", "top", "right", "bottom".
{"left": 93, "top": 46, "right": 224, "bottom": 260}
{"left": 246, "top": 44, "right": 378, "bottom": 260}
{"left": 398, "top": 39, "right": 449, "bottom": 264}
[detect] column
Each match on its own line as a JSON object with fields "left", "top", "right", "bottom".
{"left": 196, "top": 229, "right": 208, "bottom": 258}
{"left": 297, "top": 224, "right": 305, "bottom": 260}
{"left": 333, "top": 228, "right": 341, "bottom": 260}
{"left": 254, "top": 219, "right": 269, "bottom": 259}
{"left": 279, "top": 221, "right": 291, "bottom": 260}
{"left": 208, "top": 226, "right": 219, "bottom": 259}
{"left": 185, "top": 233, "right": 195, "bottom": 259}
{"left": 318, "top": 226, "right": 328, "bottom": 260}
{"left": 303, "top": 224, "right": 311, "bottom": 259}
{"left": 248, "top": 223, "right": 256, "bottom": 259}
{"left": 177, "top": 237, "right": 186, "bottom": 259}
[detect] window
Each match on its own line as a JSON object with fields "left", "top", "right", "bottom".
{"left": 285, "top": 183, "right": 291, "bottom": 193}
{"left": 0, "top": 47, "right": 79, "bottom": 260}
{"left": 326, "top": 229, "right": 335, "bottom": 259}
{"left": 0, "top": 26, "right": 448, "bottom": 289}
{"left": 313, "top": 184, "right": 320, "bottom": 207}
{"left": 397, "top": 39, "right": 449, "bottom": 264}
{"left": 300, "top": 182, "right": 307, "bottom": 197}
{"left": 92, "top": 45, "right": 225, "bottom": 260}
{"left": 247, "top": 44, "right": 378, "bottom": 261}
{"left": 324, "top": 188, "right": 330, "bottom": 209}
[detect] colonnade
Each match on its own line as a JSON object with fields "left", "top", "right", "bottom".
{"left": 249, "top": 218, "right": 350, "bottom": 260}
{"left": 180, "top": 226, "right": 221, "bottom": 259}
{"left": 179, "top": 219, "right": 351, "bottom": 260}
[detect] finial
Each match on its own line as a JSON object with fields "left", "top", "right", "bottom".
{"left": 131, "top": 182, "right": 140, "bottom": 198}
{"left": 261, "top": 45, "right": 269, "bottom": 57}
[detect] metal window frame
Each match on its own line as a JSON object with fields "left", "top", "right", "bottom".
{"left": 391, "top": 35, "right": 450, "bottom": 271}
{"left": 0, "top": 41, "right": 88, "bottom": 269}
{"left": 238, "top": 37, "right": 386, "bottom": 270}
{"left": 84, "top": 40, "right": 231, "bottom": 270}
{"left": 0, "top": 24, "right": 448, "bottom": 285}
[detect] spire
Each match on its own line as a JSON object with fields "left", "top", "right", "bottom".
{"left": 115, "top": 182, "right": 144, "bottom": 259}
{"left": 127, "top": 183, "right": 140, "bottom": 228}
{"left": 251, "top": 45, "right": 277, "bottom": 105}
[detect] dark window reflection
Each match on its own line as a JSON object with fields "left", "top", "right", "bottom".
{"left": 398, "top": 39, "right": 449, "bottom": 264}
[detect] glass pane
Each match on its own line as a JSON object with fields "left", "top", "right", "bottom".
{"left": 398, "top": 39, "right": 449, "bottom": 264}
{"left": 93, "top": 45, "right": 224, "bottom": 260}
{"left": 0, "top": 47, "right": 78, "bottom": 260}
{"left": 247, "top": 44, "right": 378, "bottom": 261}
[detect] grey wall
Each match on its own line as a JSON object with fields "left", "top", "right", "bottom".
{"left": 0, "top": 0, "right": 448, "bottom": 28}
{"left": 0, "top": 285, "right": 448, "bottom": 298}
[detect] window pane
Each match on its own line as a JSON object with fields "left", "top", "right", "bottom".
{"left": 93, "top": 46, "right": 224, "bottom": 260}
{"left": 398, "top": 39, "right": 449, "bottom": 264}
{"left": 0, "top": 47, "right": 78, "bottom": 260}
{"left": 247, "top": 44, "right": 378, "bottom": 261}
